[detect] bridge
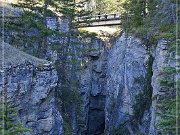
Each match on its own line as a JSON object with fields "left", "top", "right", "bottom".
{"left": 0, "top": 1, "right": 124, "bottom": 28}
{"left": 76, "top": 13, "right": 121, "bottom": 28}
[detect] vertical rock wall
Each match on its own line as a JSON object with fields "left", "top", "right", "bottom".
{"left": 105, "top": 34, "right": 150, "bottom": 135}
{"left": 149, "top": 40, "right": 175, "bottom": 135}
{"left": 80, "top": 39, "right": 107, "bottom": 134}
{"left": 1, "top": 1, "right": 177, "bottom": 133}
{"left": 80, "top": 33, "right": 151, "bottom": 135}
{"left": 0, "top": 43, "right": 63, "bottom": 135}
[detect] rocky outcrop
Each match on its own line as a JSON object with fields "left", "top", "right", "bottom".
{"left": 0, "top": 1, "right": 177, "bottom": 134}
{"left": 105, "top": 34, "right": 151, "bottom": 135}
{"left": 80, "top": 33, "right": 151, "bottom": 135}
{"left": 79, "top": 30, "right": 177, "bottom": 135}
{"left": 149, "top": 40, "right": 174, "bottom": 135}
{"left": 80, "top": 33, "right": 163, "bottom": 135}
{"left": 0, "top": 43, "right": 63, "bottom": 135}
{"left": 80, "top": 39, "right": 107, "bottom": 134}
{"left": 0, "top": 31, "right": 175, "bottom": 135}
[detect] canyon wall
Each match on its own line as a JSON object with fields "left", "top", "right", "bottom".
{"left": 80, "top": 33, "right": 176, "bottom": 135}
{"left": 105, "top": 34, "right": 151, "bottom": 135}
{"left": 1, "top": 32, "right": 175, "bottom": 135}
{"left": 80, "top": 39, "right": 107, "bottom": 134}
{"left": 80, "top": 33, "right": 152, "bottom": 135}
{"left": 0, "top": 0, "right": 177, "bottom": 134}
{"left": 0, "top": 43, "right": 63, "bottom": 135}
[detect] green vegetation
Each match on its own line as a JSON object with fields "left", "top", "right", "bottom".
{"left": 154, "top": 8, "right": 179, "bottom": 135}
{"left": 116, "top": 1, "right": 179, "bottom": 133}
{"left": 157, "top": 64, "right": 180, "bottom": 134}
{"left": 158, "top": 78, "right": 174, "bottom": 87}
{"left": 0, "top": 95, "right": 30, "bottom": 135}
{"left": 93, "top": 0, "right": 126, "bottom": 14}
{"left": 161, "top": 67, "right": 176, "bottom": 75}
{"left": 111, "top": 124, "right": 130, "bottom": 135}
{"left": 5, "top": 0, "right": 92, "bottom": 58}
{"left": 2, "top": 0, "right": 179, "bottom": 134}
{"left": 109, "top": 30, "right": 123, "bottom": 44}
{"left": 63, "top": 122, "right": 72, "bottom": 135}
{"left": 6, "top": 0, "right": 93, "bottom": 134}
{"left": 90, "top": 0, "right": 152, "bottom": 43}
{"left": 133, "top": 55, "right": 154, "bottom": 123}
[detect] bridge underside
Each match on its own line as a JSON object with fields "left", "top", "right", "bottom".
{"left": 79, "top": 25, "right": 120, "bottom": 34}
{"left": 77, "top": 20, "right": 121, "bottom": 28}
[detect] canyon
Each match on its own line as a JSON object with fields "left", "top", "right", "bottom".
{"left": 0, "top": 0, "right": 178, "bottom": 134}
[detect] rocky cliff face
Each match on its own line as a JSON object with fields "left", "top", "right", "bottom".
{"left": 80, "top": 39, "right": 107, "bottom": 134}
{"left": 0, "top": 43, "right": 63, "bottom": 135}
{"left": 79, "top": 33, "right": 153, "bottom": 135}
{"left": 1, "top": 32, "right": 174, "bottom": 135}
{"left": 1, "top": 26, "right": 175, "bottom": 135}
{"left": 105, "top": 34, "right": 151, "bottom": 135}
{"left": 78, "top": 0, "right": 176, "bottom": 135}
{"left": 0, "top": 1, "right": 177, "bottom": 133}
{"left": 149, "top": 39, "right": 176, "bottom": 135}
{"left": 79, "top": 33, "right": 176, "bottom": 135}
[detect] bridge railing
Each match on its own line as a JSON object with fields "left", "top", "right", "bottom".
{"left": 76, "top": 13, "right": 121, "bottom": 22}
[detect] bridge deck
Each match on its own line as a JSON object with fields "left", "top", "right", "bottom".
{"left": 0, "top": 12, "right": 123, "bottom": 28}
{"left": 76, "top": 13, "right": 122, "bottom": 27}
{"left": 78, "top": 20, "right": 121, "bottom": 27}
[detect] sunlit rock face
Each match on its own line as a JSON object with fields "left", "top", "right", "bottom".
{"left": 0, "top": 43, "right": 63, "bottom": 135}
{"left": 105, "top": 34, "right": 151, "bottom": 135}
{"left": 80, "top": 33, "right": 151, "bottom": 135}
{"left": 149, "top": 39, "right": 176, "bottom": 135}
{"left": 80, "top": 33, "right": 175, "bottom": 135}
{"left": 0, "top": 0, "right": 177, "bottom": 134}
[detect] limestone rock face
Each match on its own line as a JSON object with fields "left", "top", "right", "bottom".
{"left": 105, "top": 34, "right": 150, "bottom": 134}
{"left": 80, "top": 33, "right": 151, "bottom": 135}
{"left": 80, "top": 39, "right": 107, "bottom": 135}
{"left": 0, "top": 43, "right": 63, "bottom": 135}
{"left": 149, "top": 40, "right": 172, "bottom": 135}
{"left": 157, "top": 0, "right": 176, "bottom": 23}
{"left": 80, "top": 34, "right": 175, "bottom": 135}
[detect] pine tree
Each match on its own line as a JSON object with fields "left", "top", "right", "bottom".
{"left": 7, "top": 0, "right": 92, "bottom": 57}
{"left": 121, "top": 1, "right": 179, "bottom": 134}
{"left": 93, "top": 0, "right": 125, "bottom": 14}
{"left": 5, "top": 0, "right": 93, "bottom": 134}
{"left": 8, "top": 0, "right": 65, "bottom": 57}
{"left": 0, "top": 95, "right": 30, "bottom": 135}
{"left": 156, "top": 16, "right": 180, "bottom": 133}
{"left": 157, "top": 65, "right": 180, "bottom": 134}
{"left": 55, "top": 0, "right": 92, "bottom": 134}
{"left": 122, "top": 0, "right": 146, "bottom": 28}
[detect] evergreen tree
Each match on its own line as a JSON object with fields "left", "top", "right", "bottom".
{"left": 5, "top": 0, "right": 95, "bottom": 134}
{"left": 156, "top": 13, "right": 179, "bottom": 133}
{"left": 121, "top": 0, "right": 159, "bottom": 35}
{"left": 55, "top": 0, "right": 92, "bottom": 134}
{"left": 119, "top": 1, "right": 179, "bottom": 134}
{"left": 8, "top": 0, "right": 65, "bottom": 57}
{"left": 0, "top": 95, "right": 30, "bottom": 135}
{"left": 122, "top": 0, "right": 146, "bottom": 28}
{"left": 7, "top": 0, "right": 92, "bottom": 57}
{"left": 93, "top": 0, "right": 125, "bottom": 14}
{"left": 157, "top": 65, "right": 180, "bottom": 134}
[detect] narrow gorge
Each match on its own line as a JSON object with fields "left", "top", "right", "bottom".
{"left": 0, "top": 0, "right": 179, "bottom": 135}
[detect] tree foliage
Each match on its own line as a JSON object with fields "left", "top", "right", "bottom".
{"left": 0, "top": 95, "right": 30, "bottom": 135}
{"left": 157, "top": 65, "right": 180, "bottom": 134}
{"left": 96, "top": 0, "right": 178, "bottom": 134}
{"left": 92, "top": 0, "right": 125, "bottom": 14}
{"left": 4, "top": 0, "right": 92, "bottom": 134}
